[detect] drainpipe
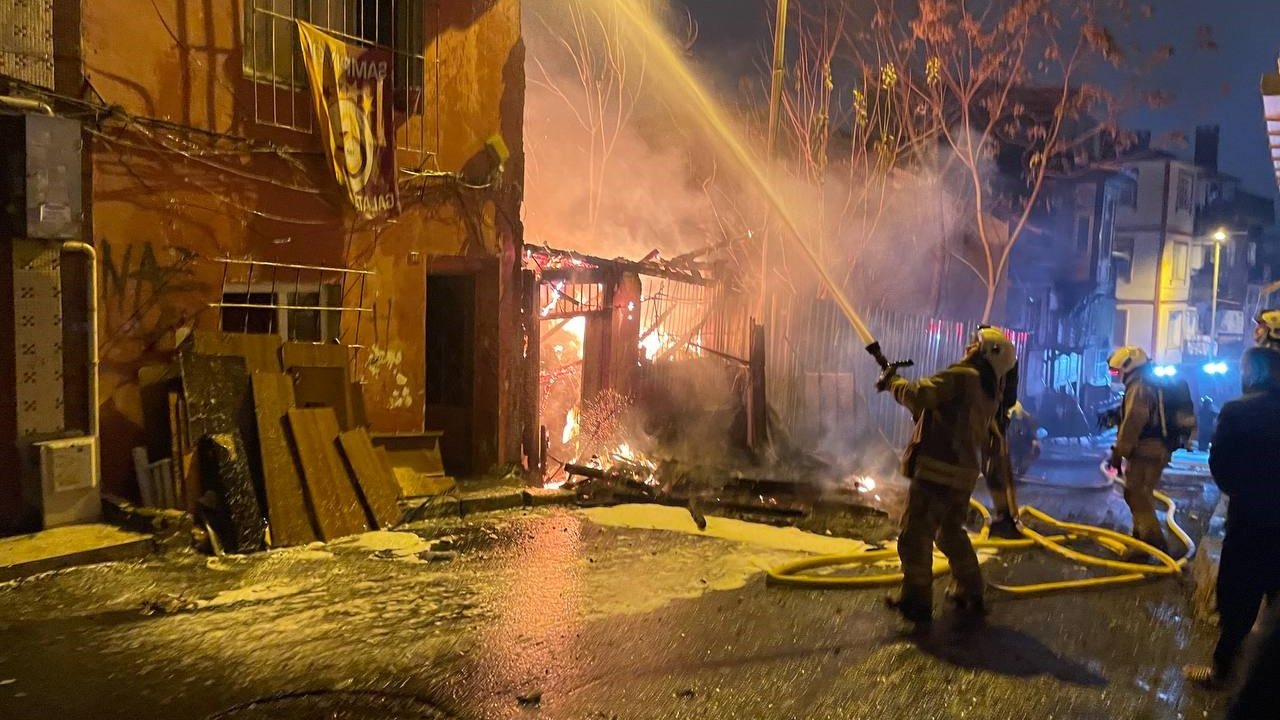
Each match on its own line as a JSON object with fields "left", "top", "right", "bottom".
{"left": 0, "top": 96, "right": 54, "bottom": 116}
{"left": 60, "top": 240, "right": 97, "bottom": 443}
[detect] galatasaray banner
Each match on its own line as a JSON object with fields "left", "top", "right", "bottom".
{"left": 297, "top": 21, "right": 400, "bottom": 219}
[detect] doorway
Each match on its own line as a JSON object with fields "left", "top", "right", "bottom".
{"left": 425, "top": 273, "right": 475, "bottom": 476}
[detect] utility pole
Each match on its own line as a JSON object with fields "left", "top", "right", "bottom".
{"left": 750, "top": 0, "right": 788, "bottom": 453}
{"left": 765, "top": 0, "right": 789, "bottom": 157}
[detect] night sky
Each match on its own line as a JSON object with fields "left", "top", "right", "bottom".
{"left": 681, "top": 0, "right": 1280, "bottom": 201}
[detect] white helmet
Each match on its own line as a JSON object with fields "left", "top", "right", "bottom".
{"left": 1107, "top": 346, "right": 1149, "bottom": 379}
{"left": 1255, "top": 309, "right": 1280, "bottom": 349}
{"left": 971, "top": 326, "right": 1017, "bottom": 377}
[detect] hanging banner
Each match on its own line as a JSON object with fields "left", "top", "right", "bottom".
{"left": 297, "top": 21, "right": 400, "bottom": 219}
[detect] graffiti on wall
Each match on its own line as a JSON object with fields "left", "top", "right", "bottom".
{"left": 101, "top": 240, "right": 204, "bottom": 312}
{"left": 99, "top": 238, "right": 209, "bottom": 354}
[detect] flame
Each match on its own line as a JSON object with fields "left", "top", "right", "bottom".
{"left": 563, "top": 316, "right": 586, "bottom": 359}
{"left": 841, "top": 474, "right": 878, "bottom": 493}
{"left": 562, "top": 407, "right": 579, "bottom": 444}
{"left": 541, "top": 282, "right": 566, "bottom": 317}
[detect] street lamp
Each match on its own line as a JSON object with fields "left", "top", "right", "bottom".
{"left": 1211, "top": 227, "right": 1227, "bottom": 352}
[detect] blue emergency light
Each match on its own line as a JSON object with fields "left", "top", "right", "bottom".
{"left": 1202, "top": 361, "right": 1229, "bottom": 375}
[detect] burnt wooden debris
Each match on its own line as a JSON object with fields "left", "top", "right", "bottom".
{"left": 197, "top": 432, "right": 266, "bottom": 553}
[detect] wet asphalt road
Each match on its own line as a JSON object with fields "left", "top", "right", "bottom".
{"left": 0, "top": 453, "right": 1229, "bottom": 720}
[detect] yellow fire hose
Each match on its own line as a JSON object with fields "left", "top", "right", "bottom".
{"left": 766, "top": 471, "right": 1195, "bottom": 595}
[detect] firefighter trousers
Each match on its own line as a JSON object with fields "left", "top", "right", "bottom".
{"left": 1124, "top": 449, "right": 1171, "bottom": 551}
{"left": 897, "top": 479, "right": 983, "bottom": 608}
{"left": 983, "top": 428, "right": 1018, "bottom": 520}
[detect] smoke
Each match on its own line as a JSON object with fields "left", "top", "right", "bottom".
{"left": 523, "top": 0, "right": 726, "bottom": 259}
{"left": 523, "top": 0, "right": 1002, "bottom": 492}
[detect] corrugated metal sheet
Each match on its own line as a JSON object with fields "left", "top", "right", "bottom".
{"left": 0, "top": 0, "right": 55, "bottom": 89}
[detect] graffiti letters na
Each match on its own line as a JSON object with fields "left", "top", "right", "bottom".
{"left": 101, "top": 240, "right": 204, "bottom": 314}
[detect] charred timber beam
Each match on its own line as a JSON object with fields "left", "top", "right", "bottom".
{"left": 535, "top": 252, "right": 713, "bottom": 286}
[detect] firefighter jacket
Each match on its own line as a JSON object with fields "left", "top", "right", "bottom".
{"left": 1114, "top": 373, "right": 1166, "bottom": 460}
{"left": 886, "top": 360, "right": 1001, "bottom": 492}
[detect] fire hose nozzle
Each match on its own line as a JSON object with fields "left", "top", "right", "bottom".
{"left": 865, "top": 342, "right": 914, "bottom": 372}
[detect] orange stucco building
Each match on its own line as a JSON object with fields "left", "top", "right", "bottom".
{"left": 0, "top": 0, "right": 528, "bottom": 530}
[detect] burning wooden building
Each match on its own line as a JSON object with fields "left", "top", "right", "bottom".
{"left": 521, "top": 245, "right": 755, "bottom": 484}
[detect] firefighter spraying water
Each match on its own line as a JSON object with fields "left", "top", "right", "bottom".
{"left": 582, "top": 0, "right": 1198, "bottom": 608}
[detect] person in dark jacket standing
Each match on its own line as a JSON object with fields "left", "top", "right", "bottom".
{"left": 877, "top": 326, "right": 1016, "bottom": 623}
{"left": 1183, "top": 346, "right": 1280, "bottom": 690}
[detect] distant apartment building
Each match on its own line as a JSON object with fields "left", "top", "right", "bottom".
{"left": 1006, "top": 169, "right": 1129, "bottom": 403}
{"left": 1189, "top": 126, "right": 1277, "bottom": 360}
{"left": 1111, "top": 146, "right": 1199, "bottom": 364}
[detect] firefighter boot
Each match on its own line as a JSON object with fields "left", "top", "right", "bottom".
{"left": 988, "top": 514, "right": 1022, "bottom": 540}
{"left": 945, "top": 586, "right": 989, "bottom": 619}
{"left": 885, "top": 584, "right": 932, "bottom": 624}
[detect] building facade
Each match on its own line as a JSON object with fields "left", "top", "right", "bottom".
{"left": 1112, "top": 149, "right": 1199, "bottom": 365}
{"left": 0, "top": 0, "right": 527, "bottom": 531}
{"left": 1007, "top": 170, "right": 1127, "bottom": 404}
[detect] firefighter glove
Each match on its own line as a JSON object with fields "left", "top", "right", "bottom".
{"left": 875, "top": 366, "right": 898, "bottom": 392}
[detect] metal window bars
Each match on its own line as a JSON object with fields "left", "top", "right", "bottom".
{"left": 244, "top": 0, "right": 438, "bottom": 163}
{"left": 209, "top": 256, "right": 374, "bottom": 352}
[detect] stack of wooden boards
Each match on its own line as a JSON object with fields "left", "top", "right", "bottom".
{"left": 134, "top": 331, "right": 405, "bottom": 553}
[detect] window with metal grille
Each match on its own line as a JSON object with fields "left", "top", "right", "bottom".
{"left": 220, "top": 284, "right": 343, "bottom": 342}
{"left": 242, "top": 0, "right": 433, "bottom": 156}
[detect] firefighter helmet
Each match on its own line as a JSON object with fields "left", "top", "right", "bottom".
{"left": 1255, "top": 309, "right": 1280, "bottom": 348}
{"left": 971, "top": 325, "right": 1017, "bottom": 377}
{"left": 1107, "top": 346, "right": 1150, "bottom": 379}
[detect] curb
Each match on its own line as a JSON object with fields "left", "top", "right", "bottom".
{"left": 0, "top": 528, "right": 155, "bottom": 582}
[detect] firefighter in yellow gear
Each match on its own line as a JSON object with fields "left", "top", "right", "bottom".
{"left": 1254, "top": 308, "right": 1280, "bottom": 351}
{"left": 877, "top": 326, "right": 1018, "bottom": 623}
{"left": 1106, "top": 346, "right": 1170, "bottom": 553}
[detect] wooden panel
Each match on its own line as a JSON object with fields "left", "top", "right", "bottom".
{"left": 252, "top": 372, "right": 318, "bottom": 547}
{"left": 179, "top": 353, "right": 263, "bottom": 509}
{"left": 371, "top": 433, "right": 446, "bottom": 476}
{"left": 197, "top": 432, "right": 266, "bottom": 553}
{"left": 282, "top": 342, "right": 349, "bottom": 370}
{"left": 338, "top": 428, "right": 402, "bottom": 529}
{"left": 292, "top": 366, "right": 356, "bottom": 430}
{"left": 167, "top": 391, "right": 200, "bottom": 513}
{"left": 286, "top": 408, "right": 369, "bottom": 540}
{"left": 137, "top": 364, "right": 178, "bottom": 463}
{"left": 393, "top": 470, "right": 456, "bottom": 498}
{"left": 349, "top": 382, "right": 369, "bottom": 428}
{"left": 192, "top": 331, "right": 283, "bottom": 373}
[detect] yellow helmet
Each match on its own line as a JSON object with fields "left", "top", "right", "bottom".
{"left": 1107, "top": 346, "right": 1149, "bottom": 379}
{"left": 971, "top": 325, "right": 1017, "bottom": 376}
{"left": 1255, "top": 309, "right": 1280, "bottom": 348}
